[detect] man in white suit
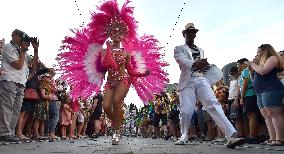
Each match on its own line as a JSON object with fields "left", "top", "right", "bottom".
{"left": 174, "top": 23, "right": 244, "bottom": 148}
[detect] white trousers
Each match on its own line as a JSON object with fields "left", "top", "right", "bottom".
{"left": 179, "top": 77, "right": 236, "bottom": 140}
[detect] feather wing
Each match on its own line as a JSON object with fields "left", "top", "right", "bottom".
{"left": 57, "top": 29, "right": 105, "bottom": 100}
{"left": 123, "top": 35, "right": 169, "bottom": 104}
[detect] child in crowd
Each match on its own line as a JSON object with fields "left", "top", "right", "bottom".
{"left": 82, "top": 99, "right": 92, "bottom": 137}
{"left": 77, "top": 98, "right": 86, "bottom": 138}
{"left": 60, "top": 95, "right": 72, "bottom": 139}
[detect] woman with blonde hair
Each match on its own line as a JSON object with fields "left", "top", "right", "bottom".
{"left": 245, "top": 44, "right": 284, "bottom": 146}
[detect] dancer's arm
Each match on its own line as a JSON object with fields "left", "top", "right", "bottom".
{"left": 175, "top": 46, "right": 210, "bottom": 72}
{"left": 174, "top": 46, "right": 195, "bottom": 70}
{"left": 126, "top": 54, "right": 150, "bottom": 77}
{"left": 101, "top": 42, "right": 118, "bottom": 69}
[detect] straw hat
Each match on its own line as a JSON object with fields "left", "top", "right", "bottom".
{"left": 182, "top": 23, "right": 199, "bottom": 36}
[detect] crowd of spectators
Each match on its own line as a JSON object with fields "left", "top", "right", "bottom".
{"left": 0, "top": 29, "right": 283, "bottom": 147}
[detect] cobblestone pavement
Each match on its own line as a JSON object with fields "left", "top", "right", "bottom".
{"left": 1, "top": 136, "right": 284, "bottom": 154}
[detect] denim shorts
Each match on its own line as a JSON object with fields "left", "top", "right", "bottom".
{"left": 257, "top": 90, "right": 284, "bottom": 108}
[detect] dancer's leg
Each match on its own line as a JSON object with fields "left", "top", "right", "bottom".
{"left": 195, "top": 78, "right": 244, "bottom": 149}
{"left": 103, "top": 89, "right": 115, "bottom": 121}
{"left": 175, "top": 86, "right": 196, "bottom": 144}
{"left": 111, "top": 84, "right": 129, "bottom": 145}
{"left": 195, "top": 78, "right": 236, "bottom": 138}
{"left": 113, "top": 84, "right": 129, "bottom": 130}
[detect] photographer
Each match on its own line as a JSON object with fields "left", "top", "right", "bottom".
{"left": 0, "top": 29, "right": 38, "bottom": 142}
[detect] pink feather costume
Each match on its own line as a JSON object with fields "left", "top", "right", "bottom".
{"left": 57, "top": 0, "right": 169, "bottom": 104}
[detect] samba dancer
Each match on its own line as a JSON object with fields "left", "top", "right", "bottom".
{"left": 57, "top": 0, "right": 168, "bottom": 145}
{"left": 101, "top": 39, "right": 149, "bottom": 144}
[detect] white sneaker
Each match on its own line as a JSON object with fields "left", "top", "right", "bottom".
{"left": 112, "top": 133, "right": 119, "bottom": 145}
{"left": 175, "top": 138, "right": 187, "bottom": 145}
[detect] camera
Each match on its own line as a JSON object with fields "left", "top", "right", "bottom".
{"left": 22, "top": 36, "right": 37, "bottom": 43}
{"left": 21, "top": 32, "right": 36, "bottom": 43}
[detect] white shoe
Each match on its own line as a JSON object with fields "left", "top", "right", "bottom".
{"left": 175, "top": 138, "right": 187, "bottom": 145}
{"left": 112, "top": 133, "right": 119, "bottom": 145}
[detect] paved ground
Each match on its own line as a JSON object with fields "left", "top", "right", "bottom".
{"left": 1, "top": 136, "right": 284, "bottom": 154}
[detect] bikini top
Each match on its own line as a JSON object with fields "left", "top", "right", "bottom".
{"left": 111, "top": 48, "right": 127, "bottom": 66}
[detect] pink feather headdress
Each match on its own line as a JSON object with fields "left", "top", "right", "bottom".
{"left": 88, "top": 0, "right": 137, "bottom": 44}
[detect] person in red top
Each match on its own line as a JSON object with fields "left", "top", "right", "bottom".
{"left": 70, "top": 98, "right": 79, "bottom": 139}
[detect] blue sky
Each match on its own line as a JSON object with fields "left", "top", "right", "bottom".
{"left": 1, "top": 0, "right": 283, "bottom": 106}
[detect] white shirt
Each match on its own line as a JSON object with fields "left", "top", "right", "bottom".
{"left": 228, "top": 78, "right": 239, "bottom": 100}
{"left": 0, "top": 43, "right": 30, "bottom": 85}
{"left": 174, "top": 44, "right": 206, "bottom": 91}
